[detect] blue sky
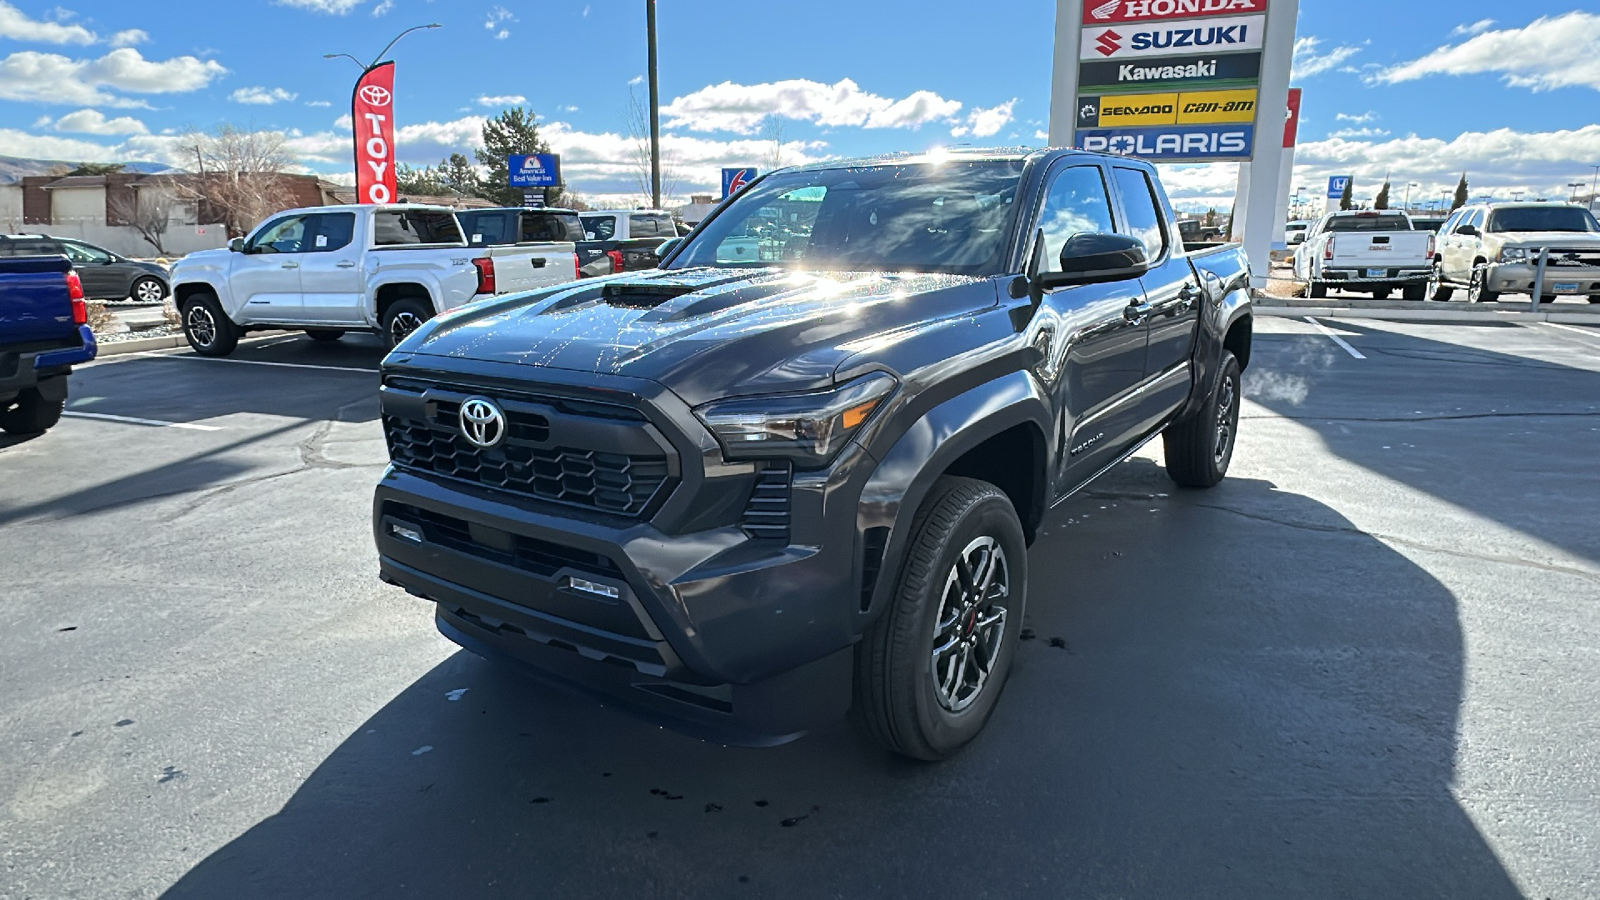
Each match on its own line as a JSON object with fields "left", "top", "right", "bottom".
{"left": 2, "top": 0, "right": 1598, "bottom": 210}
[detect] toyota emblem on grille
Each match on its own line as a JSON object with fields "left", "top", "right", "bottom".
{"left": 459, "top": 396, "right": 506, "bottom": 449}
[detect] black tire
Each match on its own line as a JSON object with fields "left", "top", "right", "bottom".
{"left": 381, "top": 298, "right": 433, "bottom": 349}
{"left": 1538, "top": 295, "right": 1557, "bottom": 305}
{"left": 1402, "top": 283, "right": 1426, "bottom": 302}
{"left": 1163, "top": 350, "right": 1241, "bottom": 489}
{"left": 1467, "top": 264, "right": 1499, "bottom": 304}
{"left": 1371, "top": 287, "right": 1391, "bottom": 300}
{"left": 0, "top": 387, "right": 64, "bottom": 435}
{"left": 1425, "top": 263, "right": 1454, "bottom": 302}
{"left": 129, "top": 276, "right": 167, "bottom": 304}
{"left": 1308, "top": 281, "right": 1327, "bottom": 299}
{"left": 305, "top": 329, "right": 346, "bottom": 342}
{"left": 1587, "top": 295, "right": 1600, "bottom": 304}
{"left": 853, "top": 476, "right": 1027, "bottom": 761}
{"left": 180, "top": 292, "right": 238, "bottom": 357}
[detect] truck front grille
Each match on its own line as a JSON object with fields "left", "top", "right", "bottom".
{"left": 380, "top": 379, "right": 675, "bottom": 518}
{"left": 740, "top": 463, "right": 791, "bottom": 542}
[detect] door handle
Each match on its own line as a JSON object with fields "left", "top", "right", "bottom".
{"left": 281, "top": 262, "right": 299, "bottom": 269}
{"left": 1122, "top": 299, "right": 1151, "bottom": 324}
{"left": 531, "top": 258, "right": 547, "bottom": 268}
{"left": 336, "top": 260, "right": 357, "bottom": 268}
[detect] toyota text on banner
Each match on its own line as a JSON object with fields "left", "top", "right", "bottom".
{"left": 353, "top": 62, "right": 398, "bottom": 205}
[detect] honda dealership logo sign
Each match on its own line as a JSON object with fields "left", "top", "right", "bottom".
{"left": 1083, "top": 0, "right": 1267, "bottom": 24}
{"left": 1080, "top": 15, "right": 1265, "bottom": 60}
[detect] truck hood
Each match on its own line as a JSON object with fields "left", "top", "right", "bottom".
{"left": 1492, "top": 231, "right": 1600, "bottom": 248}
{"left": 399, "top": 267, "right": 997, "bottom": 405}
{"left": 170, "top": 247, "right": 232, "bottom": 271}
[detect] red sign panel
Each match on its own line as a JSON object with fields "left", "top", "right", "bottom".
{"left": 1083, "top": 0, "right": 1269, "bottom": 25}
{"left": 1282, "top": 87, "right": 1301, "bottom": 148}
{"left": 352, "top": 62, "right": 397, "bottom": 205}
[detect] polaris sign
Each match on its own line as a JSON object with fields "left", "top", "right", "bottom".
{"left": 1080, "top": 15, "right": 1266, "bottom": 59}
{"left": 1076, "top": 124, "right": 1255, "bottom": 161}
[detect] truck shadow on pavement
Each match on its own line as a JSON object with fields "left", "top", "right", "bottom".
{"left": 160, "top": 465, "right": 1524, "bottom": 900}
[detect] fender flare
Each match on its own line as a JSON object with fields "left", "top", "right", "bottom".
{"left": 853, "top": 370, "right": 1051, "bottom": 620}
{"left": 171, "top": 276, "right": 234, "bottom": 317}
{"left": 367, "top": 275, "right": 444, "bottom": 327}
{"left": 1176, "top": 287, "right": 1252, "bottom": 422}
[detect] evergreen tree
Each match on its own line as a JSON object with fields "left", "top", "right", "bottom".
{"left": 1451, "top": 173, "right": 1469, "bottom": 210}
{"left": 1339, "top": 177, "right": 1354, "bottom": 211}
{"left": 1374, "top": 180, "right": 1391, "bottom": 210}
{"left": 395, "top": 163, "right": 444, "bottom": 197}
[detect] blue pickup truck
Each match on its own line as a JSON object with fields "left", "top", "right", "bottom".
{"left": 1, "top": 256, "right": 97, "bottom": 436}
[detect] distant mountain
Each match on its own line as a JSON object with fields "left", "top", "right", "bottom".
{"left": 0, "top": 156, "right": 179, "bottom": 184}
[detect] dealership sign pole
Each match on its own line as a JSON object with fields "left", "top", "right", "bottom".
{"left": 353, "top": 62, "right": 398, "bottom": 205}
{"left": 1050, "top": 0, "right": 1299, "bottom": 287}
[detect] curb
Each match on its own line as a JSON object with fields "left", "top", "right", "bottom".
{"left": 1255, "top": 305, "right": 1600, "bottom": 325}
{"left": 95, "top": 334, "right": 188, "bottom": 355}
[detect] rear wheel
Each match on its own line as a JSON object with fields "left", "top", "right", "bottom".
{"left": 129, "top": 276, "right": 167, "bottom": 304}
{"left": 305, "top": 329, "right": 345, "bottom": 342}
{"left": 381, "top": 298, "right": 432, "bottom": 349}
{"left": 181, "top": 292, "right": 238, "bottom": 356}
{"left": 1539, "top": 295, "right": 1557, "bottom": 304}
{"left": 1401, "top": 283, "right": 1426, "bottom": 301}
{"left": 1163, "top": 350, "right": 1241, "bottom": 489}
{"left": 853, "top": 476, "right": 1026, "bottom": 761}
{"left": 1587, "top": 295, "right": 1600, "bottom": 304}
{"left": 0, "top": 387, "right": 64, "bottom": 435}
{"left": 1307, "top": 281, "right": 1327, "bottom": 299}
{"left": 1424, "top": 263, "right": 1454, "bottom": 301}
{"left": 1371, "top": 287, "right": 1391, "bottom": 300}
{"left": 1467, "top": 264, "right": 1499, "bottom": 304}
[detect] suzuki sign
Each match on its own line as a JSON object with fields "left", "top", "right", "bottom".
{"left": 352, "top": 62, "right": 397, "bottom": 205}
{"left": 1080, "top": 15, "right": 1266, "bottom": 59}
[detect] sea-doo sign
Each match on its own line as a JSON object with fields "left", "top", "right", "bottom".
{"left": 1080, "top": 15, "right": 1265, "bottom": 59}
{"left": 1082, "top": 0, "right": 1267, "bottom": 24}
{"left": 1078, "top": 88, "right": 1258, "bottom": 127}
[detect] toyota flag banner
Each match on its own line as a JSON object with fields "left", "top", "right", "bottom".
{"left": 353, "top": 62, "right": 397, "bottom": 205}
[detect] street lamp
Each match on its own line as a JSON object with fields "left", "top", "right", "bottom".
{"left": 1568, "top": 182, "right": 1585, "bottom": 203}
{"left": 1511, "top": 189, "right": 1525, "bottom": 202}
{"left": 1403, "top": 182, "right": 1419, "bottom": 214}
{"left": 323, "top": 23, "right": 442, "bottom": 72}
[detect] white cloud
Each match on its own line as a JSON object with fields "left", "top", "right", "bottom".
{"left": 305, "top": 99, "right": 331, "bottom": 107}
{"left": 231, "top": 86, "right": 298, "bottom": 105}
{"left": 582, "top": 4, "right": 590, "bottom": 15}
{"left": 50, "top": 107, "right": 148, "bottom": 135}
{"left": 1374, "top": 12, "right": 1600, "bottom": 93}
{"left": 107, "top": 28, "right": 148, "bottom": 48}
{"left": 1292, "top": 36, "right": 1363, "bottom": 80}
{"left": 485, "top": 5, "right": 514, "bottom": 38}
{"left": 1034, "top": 129, "right": 1049, "bottom": 142}
{"left": 1451, "top": 19, "right": 1495, "bottom": 37}
{"left": 0, "top": 127, "right": 126, "bottom": 161}
{"left": 274, "top": 0, "right": 364, "bottom": 13}
{"left": 950, "top": 99, "right": 1016, "bottom": 139}
{"left": 661, "top": 78, "right": 963, "bottom": 134}
{"left": 1328, "top": 127, "right": 1391, "bottom": 139}
{"left": 0, "top": 1, "right": 95, "bottom": 44}
{"left": 0, "top": 48, "right": 227, "bottom": 107}
{"left": 371, "top": 0, "right": 393, "bottom": 15}
{"left": 475, "top": 94, "right": 526, "bottom": 107}
{"left": 1335, "top": 111, "right": 1378, "bottom": 124}
{"left": 628, "top": 75, "right": 643, "bottom": 86}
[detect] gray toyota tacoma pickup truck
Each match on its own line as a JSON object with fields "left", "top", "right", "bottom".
{"left": 372, "top": 148, "right": 1253, "bottom": 759}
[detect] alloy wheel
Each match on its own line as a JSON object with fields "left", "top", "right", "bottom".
{"left": 389, "top": 311, "right": 423, "bottom": 344}
{"left": 135, "top": 279, "right": 165, "bottom": 303}
{"left": 186, "top": 304, "right": 216, "bottom": 347}
{"left": 930, "top": 535, "right": 1010, "bottom": 713}
{"left": 1214, "top": 371, "right": 1237, "bottom": 464}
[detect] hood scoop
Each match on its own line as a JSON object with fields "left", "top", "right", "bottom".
{"left": 602, "top": 282, "right": 698, "bottom": 309}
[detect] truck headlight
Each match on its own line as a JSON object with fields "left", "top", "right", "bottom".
{"left": 695, "top": 373, "right": 897, "bottom": 466}
{"left": 1499, "top": 247, "right": 1528, "bottom": 262}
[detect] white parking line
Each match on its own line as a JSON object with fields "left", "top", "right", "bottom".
{"left": 63, "top": 411, "right": 221, "bottom": 431}
{"left": 1541, "top": 321, "right": 1600, "bottom": 342}
{"left": 1302, "top": 316, "right": 1367, "bottom": 360}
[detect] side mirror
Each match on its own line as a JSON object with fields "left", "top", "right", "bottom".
{"left": 229, "top": 238, "right": 246, "bottom": 253}
{"left": 1455, "top": 224, "right": 1478, "bottom": 237}
{"left": 655, "top": 237, "right": 682, "bottom": 259}
{"left": 1036, "top": 233, "right": 1150, "bottom": 290}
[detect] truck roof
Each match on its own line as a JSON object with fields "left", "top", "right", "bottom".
{"left": 265, "top": 203, "right": 462, "bottom": 218}
{"left": 582, "top": 209, "right": 672, "bottom": 216}
{"left": 465, "top": 207, "right": 581, "bottom": 215}
{"left": 780, "top": 147, "right": 1117, "bottom": 174}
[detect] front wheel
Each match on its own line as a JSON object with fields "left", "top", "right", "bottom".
{"left": 1163, "top": 350, "right": 1241, "bottom": 489}
{"left": 853, "top": 476, "right": 1027, "bottom": 761}
{"left": 0, "top": 387, "right": 64, "bottom": 435}
{"left": 1424, "top": 263, "right": 1454, "bottom": 302}
{"left": 381, "top": 298, "right": 433, "bottom": 350}
{"left": 1467, "top": 265, "right": 1499, "bottom": 304}
{"left": 130, "top": 276, "right": 167, "bottom": 304}
{"left": 1401, "top": 282, "right": 1426, "bottom": 302}
{"left": 181, "top": 293, "right": 239, "bottom": 356}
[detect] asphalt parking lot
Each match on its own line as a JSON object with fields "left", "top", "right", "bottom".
{"left": 3, "top": 320, "right": 1598, "bottom": 899}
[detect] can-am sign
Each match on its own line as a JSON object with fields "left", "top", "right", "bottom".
{"left": 1080, "top": 15, "right": 1265, "bottom": 60}
{"left": 352, "top": 62, "right": 397, "bottom": 205}
{"left": 1082, "top": 0, "right": 1267, "bottom": 24}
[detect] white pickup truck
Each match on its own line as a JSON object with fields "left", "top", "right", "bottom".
{"left": 169, "top": 204, "right": 577, "bottom": 355}
{"left": 1292, "top": 210, "right": 1433, "bottom": 300}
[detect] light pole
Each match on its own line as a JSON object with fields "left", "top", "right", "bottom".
{"left": 646, "top": 0, "right": 661, "bottom": 210}
{"left": 323, "top": 23, "right": 441, "bottom": 72}
{"left": 1511, "top": 189, "right": 1524, "bottom": 202}
{"left": 1403, "top": 182, "right": 1419, "bottom": 214}
{"left": 1568, "top": 182, "right": 1585, "bottom": 203}
{"left": 1589, "top": 165, "right": 1600, "bottom": 210}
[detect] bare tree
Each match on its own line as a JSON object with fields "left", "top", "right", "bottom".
{"left": 759, "top": 115, "right": 788, "bottom": 172}
{"left": 626, "top": 85, "right": 679, "bottom": 207}
{"left": 173, "top": 125, "right": 296, "bottom": 236}
{"left": 108, "top": 189, "right": 174, "bottom": 255}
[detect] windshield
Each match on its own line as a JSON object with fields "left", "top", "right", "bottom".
{"left": 1488, "top": 206, "right": 1600, "bottom": 233}
{"left": 1324, "top": 215, "right": 1411, "bottom": 233}
{"left": 667, "top": 160, "right": 1026, "bottom": 276}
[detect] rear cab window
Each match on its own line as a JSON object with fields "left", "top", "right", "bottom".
{"left": 373, "top": 209, "right": 465, "bottom": 247}
{"left": 581, "top": 215, "right": 617, "bottom": 240}
{"left": 457, "top": 211, "right": 515, "bottom": 246}
{"left": 522, "top": 212, "right": 585, "bottom": 243}
{"left": 1324, "top": 214, "right": 1412, "bottom": 233}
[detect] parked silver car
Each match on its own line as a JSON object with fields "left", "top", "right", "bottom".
{"left": 1427, "top": 203, "right": 1600, "bottom": 304}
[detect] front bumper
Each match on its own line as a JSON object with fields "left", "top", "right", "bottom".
{"left": 1486, "top": 262, "right": 1600, "bottom": 295}
{"left": 374, "top": 435, "right": 877, "bottom": 743}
